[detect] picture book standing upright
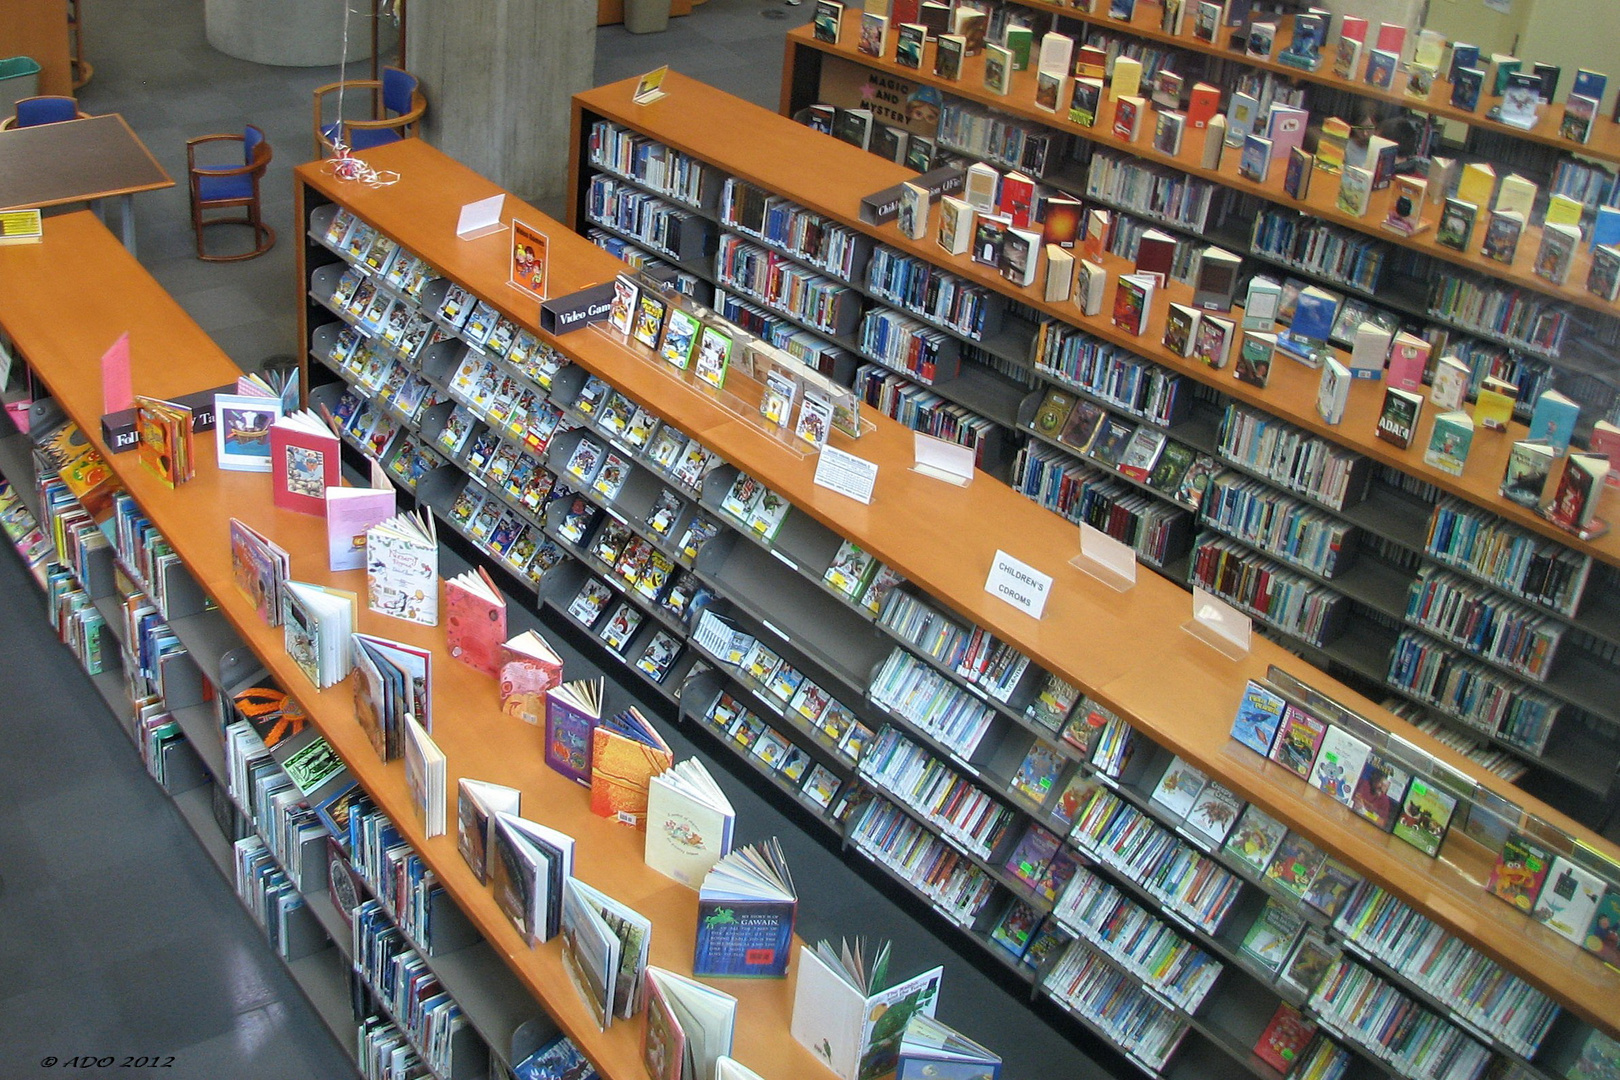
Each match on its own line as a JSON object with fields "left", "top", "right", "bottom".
{"left": 693, "top": 839, "right": 797, "bottom": 978}
{"left": 791, "top": 938, "right": 944, "bottom": 1080}
{"left": 592, "top": 706, "right": 674, "bottom": 826}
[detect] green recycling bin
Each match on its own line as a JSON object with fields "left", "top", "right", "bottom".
{"left": 0, "top": 57, "right": 41, "bottom": 111}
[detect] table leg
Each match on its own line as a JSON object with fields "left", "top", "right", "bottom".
{"left": 121, "top": 194, "right": 137, "bottom": 256}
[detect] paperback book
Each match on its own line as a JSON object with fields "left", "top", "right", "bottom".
{"left": 693, "top": 839, "right": 797, "bottom": 978}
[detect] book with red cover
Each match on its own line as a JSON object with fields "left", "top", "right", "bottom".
{"left": 1254, "top": 1004, "right": 1317, "bottom": 1072}
{"left": 997, "top": 171, "right": 1037, "bottom": 229}
{"left": 1339, "top": 15, "right": 1368, "bottom": 43}
{"left": 1134, "top": 229, "right": 1177, "bottom": 287}
{"left": 1187, "top": 82, "right": 1221, "bottom": 128}
{"left": 499, "top": 630, "right": 565, "bottom": 725}
{"left": 1375, "top": 21, "right": 1405, "bottom": 56}
{"left": 1042, "top": 197, "right": 1083, "bottom": 247}
{"left": 1112, "top": 273, "right": 1155, "bottom": 336}
{"left": 1082, "top": 208, "right": 1112, "bottom": 263}
{"left": 270, "top": 410, "right": 341, "bottom": 516}
{"left": 445, "top": 565, "right": 507, "bottom": 676}
{"left": 1386, "top": 332, "right": 1430, "bottom": 392}
{"left": 590, "top": 706, "right": 673, "bottom": 827}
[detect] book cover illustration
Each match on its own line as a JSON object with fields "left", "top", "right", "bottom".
{"left": 1533, "top": 855, "right": 1606, "bottom": 944}
{"left": 1392, "top": 777, "right": 1458, "bottom": 858}
{"left": 1225, "top": 803, "right": 1288, "bottom": 874}
{"left": 1266, "top": 832, "right": 1328, "bottom": 898}
{"left": 1349, "top": 751, "right": 1410, "bottom": 832}
{"left": 1229, "top": 679, "right": 1286, "bottom": 756}
{"left": 1487, "top": 829, "right": 1552, "bottom": 911}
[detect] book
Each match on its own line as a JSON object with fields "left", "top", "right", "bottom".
{"left": 1547, "top": 454, "right": 1609, "bottom": 533}
{"left": 894, "top": 22, "right": 924, "bottom": 68}
{"left": 444, "top": 565, "right": 505, "bottom": 676}
{"left": 1277, "top": 928, "right": 1339, "bottom": 997}
{"left": 1269, "top": 703, "right": 1327, "bottom": 779}
{"left": 1238, "top": 132, "right": 1272, "bottom": 183}
{"left": 1192, "top": 313, "right": 1234, "bottom": 369}
{"left": 457, "top": 777, "right": 520, "bottom": 883}
{"left": 1010, "top": 740, "right": 1066, "bottom": 803}
{"left": 1452, "top": 65, "right": 1485, "bottom": 112}
{"left": 812, "top": 0, "right": 843, "bottom": 44}
{"left": 546, "top": 677, "right": 604, "bottom": 785}
{"left": 365, "top": 510, "right": 437, "bottom": 626}
{"left": 229, "top": 519, "right": 289, "bottom": 626}
{"left": 281, "top": 581, "right": 356, "bottom": 689}
{"left": 214, "top": 392, "right": 282, "bottom": 472}
{"left": 1487, "top": 829, "right": 1552, "bottom": 911}
{"left": 693, "top": 839, "right": 797, "bottom": 978}
{"left": 1393, "top": 776, "right": 1459, "bottom": 857}
{"left": 591, "top": 706, "right": 673, "bottom": 826}
{"left": 1283, "top": 146, "right": 1312, "bottom": 200}
{"left": 1349, "top": 752, "right": 1410, "bottom": 833}
{"left": 645, "top": 758, "right": 735, "bottom": 889}
{"left": 1043, "top": 245, "right": 1074, "bottom": 303}
{"left": 1242, "top": 275, "right": 1281, "bottom": 330}
{"left": 1153, "top": 110, "right": 1185, "bottom": 157}
{"left": 1112, "top": 95, "right": 1144, "bottom": 141}
{"left": 1185, "top": 781, "right": 1243, "bottom": 846}
{"left": 499, "top": 630, "right": 564, "bottom": 725}
{"left": 857, "top": 11, "right": 888, "bottom": 58}
{"left": 403, "top": 713, "right": 446, "bottom": 837}
{"left": 1530, "top": 388, "right": 1581, "bottom": 453}
{"left": 1192, "top": 246, "right": 1241, "bottom": 311}
{"left": 933, "top": 34, "right": 965, "bottom": 80}
{"left": 1534, "top": 855, "right": 1607, "bottom": 944}
{"left": 1482, "top": 209, "right": 1524, "bottom": 263}
{"left": 1308, "top": 725, "right": 1372, "bottom": 807}
{"left": 1242, "top": 898, "right": 1305, "bottom": 972}
{"left": 1422, "top": 410, "right": 1474, "bottom": 477}
{"left": 1074, "top": 259, "right": 1106, "bottom": 316}
{"left": 1336, "top": 164, "right": 1373, "bottom": 217}
{"left": 1233, "top": 331, "right": 1274, "bottom": 388}
{"left": 491, "top": 811, "right": 575, "bottom": 944}
{"left": 1111, "top": 55, "right": 1143, "bottom": 100}
{"left": 1593, "top": 246, "right": 1620, "bottom": 301}
{"left": 1225, "top": 803, "right": 1288, "bottom": 874}
{"left": 1163, "top": 303, "right": 1200, "bottom": 356}
{"left": 1317, "top": 357, "right": 1350, "bottom": 424}
{"left": 1266, "top": 831, "right": 1328, "bottom": 897}
{"left": 1383, "top": 174, "right": 1427, "bottom": 236}
{"left": 1187, "top": 82, "right": 1221, "bottom": 129}
{"left": 896, "top": 1014, "right": 1001, "bottom": 1080}
{"left": 1111, "top": 273, "right": 1154, "bottom": 335}
{"left": 1476, "top": 376, "right": 1519, "bottom": 431}
{"left": 1590, "top": 421, "right": 1620, "bottom": 491}
{"left": 1150, "top": 756, "right": 1209, "bottom": 818}
{"left": 936, "top": 196, "right": 973, "bottom": 255}
{"left": 270, "top": 411, "right": 341, "bottom": 516}
{"left": 1429, "top": 354, "right": 1471, "bottom": 412}
{"left": 644, "top": 967, "right": 737, "bottom": 1080}
{"left": 1536, "top": 222, "right": 1581, "bottom": 285}
{"left": 694, "top": 324, "right": 734, "bottom": 390}
{"left": 1254, "top": 1004, "right": 1316, "bottom": 1073}
{"left": 1229, "top": 678, "right": 1286, "bottom": 756}
{"left": 1585, "top": 887, "right": 1620, "bottom": 967}
{"left": 560, "top": 877, "right": 651, "bottom": 1027}
{"left": 351, "top": 633, "right": 432, "bottom": 760}
{"left": 790, "top": 939, "right": 943, "bottom": 1080}
{"left": 1375, "top": 387, "right": 1424, "bottom": 449}
{"left": 981, "top": 42, "right": 1011, "bottom": 94}
{"left": 989, "top": 900, "right": 1041, "bottom": 959}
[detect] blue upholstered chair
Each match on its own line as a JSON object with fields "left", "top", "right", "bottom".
{"left": 0, "top": 95, "right": 90, "bottom": 130}
{"left": 186, "top": 124, "right": 275, "bottom": 262}
{"left": 312, "top": 66, "right": 426, "bottom": 157}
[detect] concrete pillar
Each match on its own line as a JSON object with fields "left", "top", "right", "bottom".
{"left": 407, "top": 0, "right": 596, "bottom": 209}
{"left": 205, "top": 0, "right": 371, "bottom": 67}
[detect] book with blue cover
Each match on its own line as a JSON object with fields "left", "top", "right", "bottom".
{"left": 1529, "top": 389, "right": 1580, "bottom": 454}
{"left": 693, "top": 840, "right": 797, "bottom": 978}
{"left": 1230, "top": 679, "right": 1287, "bottom": 756}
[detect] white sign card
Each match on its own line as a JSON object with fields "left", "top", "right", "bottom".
{"left": 455, "top": 194, "right": 505, "bottom": 240}
{"left": 1184, "top": 586, "right": 1252, "bottom": 658}
{"left": 1070, "top": 523, "right": 1137, "bottom": 591}
{"left": 984, "top": 549, "right": 1053, "bottom": 619}
{"left": 813, "top": 445, "right": 878, "bottom": 505}
{"left": 911, "top": 431, "right": 974, "bottom": 485}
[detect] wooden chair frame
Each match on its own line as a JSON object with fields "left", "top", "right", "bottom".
{"left": 311, "top": 69, "right": 426, "bottom": 157}
{"left": 187, "top": 129, "right": 275, "bottom": 262}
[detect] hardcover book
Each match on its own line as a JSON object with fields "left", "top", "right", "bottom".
{"left": 445, "top": 565, "right": 506, "bottom": 676}
{"left": 693, "top": 839, "right": 796, "bottom": 978}
{"left": 1422, "top": 410, "right": 1474, "bottom": 477}
{"left": 644, "top": 967, "right": 737, "bottom": 1080}
{"left": 790, "top": 940, "right": 942, "bottom": 1080}
{"left": 545, "top": 678, "right": 603, "bottom": 785}
{"left": 591, "top": 706, "right": 674, "bottom": 827}
{"left": 270, "top": 411, "right": 341, "bottom": 516}
{"left": 457, "top": 777, "right": 520, "bottom": 883}
{"left": 365, "top": 510, "right": 438, "bottom": 626}
{"left": 1307, "top": 725, "right": 1371, "bottom": 807}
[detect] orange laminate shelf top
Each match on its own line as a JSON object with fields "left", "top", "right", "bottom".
{"left": 0, "top": 210, "right": 821, "bottom": 1080}
{"left": 787, "top": 11, "right": 1620, "bottom": 323}
{"left": 577, "top": 68, "right": 1620, "bottom": 571}
{"left": 1004, "top": 0, "right": 1620, "bottom": 168}
{"left": 289, "top": 136, "right": 1620, "bottom": 1035}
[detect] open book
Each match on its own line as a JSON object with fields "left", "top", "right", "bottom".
{"left": 643, "top": 966, "right": 737, "bottom": 1080}
{"left": 896, "top": 1013, "right": 1001, "bottom": 1080}
{"left": 694, "top": 839, "right": 795, "bottom": 979}
{"left": 456, "top": 778, "right": 519, "bottom": 884}
{"left": 790, "top": 939, "right": 943, "bottom": 1080}
{"left": 645, "top": 758, "right": 735, "bottom": 889}
{"left": 490, "top": 812, "right": 574, "bottom": 945}
{"left": 560, "top": 877, "right": 651, "bottom": 1029}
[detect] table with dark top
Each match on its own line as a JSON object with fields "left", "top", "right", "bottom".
{"left": 0, "top": 113, "right": 172, "bottom": 254}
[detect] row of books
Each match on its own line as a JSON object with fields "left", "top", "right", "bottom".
{"left": 583, "top": 175, "right": 714, "bottom": 266}
{"left": 1026, "top": 390, "right": 1210, "bottom": 508}
{"left": 0, "top": 477, "right": 51, "bottom": 586}
{"left": 587, "top": 229, "right": 708, "bottom": 303}
{"left": 586, "top": 119, "right": 719, "bottom": 213}
{"left": 857, "top": 308, "right": 962, "bottom": 385}
{"left": 1189, "top": 532, "right": 1351, "bottom": 648}
{"left": 866, "top": 244, "right": 1004, "bottom": 341}
{"left": 1040, "top": 929, "right": 1189, "bottom": 1071}
{"left": 852, "top": 365, "right": 1004, "bottom": 467}
{"left": 846, "top": 793, "right": 1002, "bottom": 926}
{"left": 717, "top": 176, "right": 871, "bottom": 286}
{"left": 869, "top": 647, "right": 999, "bottom": 759}
{"left": 1009, "top": 441, "right": 1193, "bottom": 565}
{"left": 233, "top": 835, "right": 324, "bottom": 963}
{"left": 1202, "top": 471, "right": 1358, "bottom": 580}
{"left": 933, "top": 97, "right": 1065, "bottom": 180}
{"left": 1426, "top": 272, "right": 1572, "bottom": 360}
{"left": 858, "top": 726, "right": 1019, "bottom": 861}
{"left": 1386, "top": 629, "right": 1563, "bottom": 756}
{"left": 1308, "top": 955, "right": 1491, "bottom": 1080}
{"left": 1404, "top": 567, "right": 1566, "bottom": 683}
{"left": 875, "top": 587, "right": 1034, "bottom": 705}
{"left": 1249, "top": 208, "right": 1388, "bottom": 294}
{"left": 1423, "top": 496, "right": 1594, "bottom": 618}
{"left": 1218, "top": 404, "right": 1369, "bottom": 512}
{"left": 352, "top": 900, "right": 475, "bottom": 1078}
{"left": 1334, "top": 880, "right": 1561, "bottom": 1057}
{"left": 1084, "top": 147, "right": 1219, "bottom": 234}
{"left": 715, "top": 235, "right": 859, "bottom": 338}
{"left": 1030, "top": 322, "right": 1194, "bottom": 428}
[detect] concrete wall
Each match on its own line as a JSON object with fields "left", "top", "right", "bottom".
{"left": 407, "top": 0, "right": 596, "bottom": 208}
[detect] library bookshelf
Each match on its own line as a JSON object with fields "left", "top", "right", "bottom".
{"left": 274, "top": 120, "right": 1620, "bottom": 1080}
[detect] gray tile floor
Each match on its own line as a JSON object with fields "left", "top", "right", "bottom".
{"left": 3, "top": 3, "right": 1129, "bottom": 1078}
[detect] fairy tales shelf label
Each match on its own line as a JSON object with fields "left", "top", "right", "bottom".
{"left": 985, "top": 550, "right": 1052, "bottom": 619}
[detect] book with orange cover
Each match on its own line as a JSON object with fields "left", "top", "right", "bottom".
{"left": 590, "top": 706, "right": 673, "bottom": 828}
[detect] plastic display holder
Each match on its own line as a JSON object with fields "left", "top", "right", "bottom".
{"left": 1182, "top": 587, "right": 1251, "bottom": 659}
{"left": 454, "top": 194, "right": 505, "bottom": 241}
{"left": 1069, "top": 523, "right": 1136, "bottom": 592}
{"left": 586, "top": 319, "right": 815, "bottom": 459}
{"left": 910, "top": 430, "right": 973, "bottom": 486}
